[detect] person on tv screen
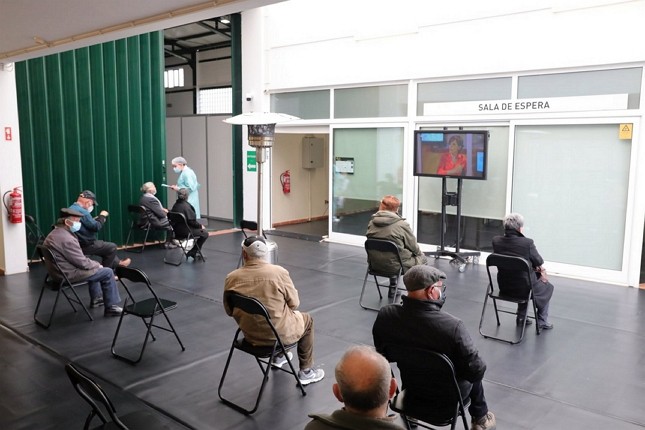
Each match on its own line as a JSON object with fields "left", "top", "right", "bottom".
{"left": 436, "top": 135, "right": 466, "bottom": 176}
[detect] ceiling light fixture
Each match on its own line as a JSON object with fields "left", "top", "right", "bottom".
{"left": 220, "top": 16, "right": 230, "bottom": 24}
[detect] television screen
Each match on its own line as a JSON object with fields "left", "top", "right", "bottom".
{"left": 413, "top": 130, "right": 488, "bottom": 180}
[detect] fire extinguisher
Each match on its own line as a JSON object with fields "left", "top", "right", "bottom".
{"left": 280, "top": 170, "right": 291, "bottom": 194}
{"left": 2, "top": 187, "right": 23, "bottom": 223}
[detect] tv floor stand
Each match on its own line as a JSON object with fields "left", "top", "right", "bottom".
{"left": 425, "top": 177, "right": 480, "bottom": 272}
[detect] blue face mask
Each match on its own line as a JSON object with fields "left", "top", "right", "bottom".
{"left": 69, "top": 221, "right": 81, "bottom": 233}
{"left": 173, "top": 167, "right": 181, "bottom": 174}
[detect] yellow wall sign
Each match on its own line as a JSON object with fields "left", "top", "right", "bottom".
{"left": 619, "top": 123, "right": 633, "bottom": 140}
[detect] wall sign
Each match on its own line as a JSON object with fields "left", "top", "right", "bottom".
{"left": 423, "top": 94, "right": 629, "bottom": 116}
{"left": 247, "top": 150, "right": 257, "bottom": 172}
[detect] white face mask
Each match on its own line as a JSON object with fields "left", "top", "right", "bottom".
{"left": 87, "top": 205, "right": 94, "bottom": 213}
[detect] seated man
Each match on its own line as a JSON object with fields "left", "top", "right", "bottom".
{"left": 69, "top": 190, "right": 130, "bottom": 270}
{"left": 224, "top": 235, "right": 324, "bottom": 386}
{"left": 366, "top": 195, "right": 428, "bottom": 297}
{"left": 492, "top": 213, "right": 555, "bottom": 330}
{"left": 42, "top": 208, "right": 122, "bottom": 316}
{"left": 170, "top": 188, "right": 208, "bottom": 260}
{"left": 372, "top": 265, "right": 496, "bottom": 430}
{"left": 138, "top": 182, "right": 175, "bottom": 247}
{"left": 305, "top": 345, "right": 404, "bottom": 430}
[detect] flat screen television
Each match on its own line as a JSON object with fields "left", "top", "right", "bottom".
{"left": 413, "top": 130, "right": 488, "bottom": 180}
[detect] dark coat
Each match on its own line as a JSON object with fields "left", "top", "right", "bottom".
{"left": 170, "top": 199, "right": 201, "bottom": 239}
{"left": 492, "top": 228, "right": 554, "bottom": 306}
{"left": 372, "top": 296, "right": 486, "bottom": 383}
{"left": 366, "top": 210, "right": 427, "bottom": 272}
{"left": 139, "top": 193, "right": 170, "bottom": 229}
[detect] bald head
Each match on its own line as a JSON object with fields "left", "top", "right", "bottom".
{"left": 333, "top": 345, "right": 394, "bottom": 413}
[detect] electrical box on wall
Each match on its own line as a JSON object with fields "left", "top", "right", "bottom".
{"left": 302, "top": 136, "right": 324, "bottom": 169}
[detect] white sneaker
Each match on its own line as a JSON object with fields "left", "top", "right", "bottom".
{"left": 271, "top": 351, "right": 293, "bottom": 368}
{"left": 298, "top": 368, "right": 325, "bottom": 385}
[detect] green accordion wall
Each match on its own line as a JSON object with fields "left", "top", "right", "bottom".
{"left": 16, "top": 32, "right": 166, "bottom": 246}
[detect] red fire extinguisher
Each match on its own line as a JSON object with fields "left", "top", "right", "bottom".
{"left": 280, "top": 170, "right": 291, "bottom": 194}
{"left": 3, "top": 187, "right": 23, "bottom": 223}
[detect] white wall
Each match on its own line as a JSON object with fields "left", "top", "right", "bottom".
{"left": 0, "top": 64, "right": 28, "bottom": 274}
{"left": 271, "top": 133, "right": 329, "bottom": 224}
{"left": 263, "top": 0, "right": 645, "bottom": 90}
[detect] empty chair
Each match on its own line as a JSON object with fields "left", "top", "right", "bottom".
{"left": 218, "top": 292, "right": 306, "bottom": 415}
{"left": 110, "top": 267, "right": 185, "bottom": 364}
{"left": 167, "top": 211, "right": 206, "bottom": 262}
{"left": 359, "top": 238, "right": 405, "bottom": 311}
{"left": 479, "top": 253, "right": 540, "bottom": 345}
{"left": 237, "top": 220, "right": 267, "bottom": 267}
{"left": 383, "top": 344, "right": 470, "bottom": 430}
{"left": 124, "top": 205, "right": 153, "bottom": 253}
{"left": 65, "top": 362, "right": 173, "bottom": 429}
{"left": 34, "top": 244, "right": 93, "bottom": 329}
{"left": 25, "top": 214, "right": 47, "bottom": 264}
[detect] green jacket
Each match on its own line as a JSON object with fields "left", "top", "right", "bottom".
{"left": 366, "top": 210, "right": 427, "bottom": 273}
{"left": 305, "top": 409, "right": 405, "bottom": 430}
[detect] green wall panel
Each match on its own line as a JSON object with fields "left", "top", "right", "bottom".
{"left": 16, "top": 32, "right": 166, "bottom": 247}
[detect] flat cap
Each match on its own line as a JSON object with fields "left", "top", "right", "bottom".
{"left": 403, "top": 265, "right": 446, "bottom": 291}
{"left": 59, "top": 208, "right": 84, "bottom": 218}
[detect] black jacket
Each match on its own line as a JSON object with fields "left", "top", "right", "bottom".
{"left": 372, "top": 296, "right": 486, "bottom": 383}
{"left": 170, "top": 199, "right": 201, "bottom": 238}
{"left": 492, "top": 228, "right": 543, "bottom": 288}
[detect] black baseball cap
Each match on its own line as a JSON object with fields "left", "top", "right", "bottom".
{"left": 80, "top": 190, "right": 98, "bottom": 205}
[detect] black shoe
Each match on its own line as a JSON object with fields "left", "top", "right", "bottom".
{"left": 538, "top": 322, "right": 554, "bottom": 330}
{"left": 90, "top": 297, "right": 104, "bottom": 308}
{"left": 387, "top": 287, "right": 396, "bottom": 298}
{"left": 516, "top": 318, "right": 533, "bottom": 326}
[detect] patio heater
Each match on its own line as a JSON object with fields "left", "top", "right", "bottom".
{"left": 224, "top": 112, "right": 299, "bottom": 263}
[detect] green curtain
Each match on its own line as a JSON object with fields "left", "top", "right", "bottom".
{"left": 16, "top": 32, "right": 166, "bottom": 246}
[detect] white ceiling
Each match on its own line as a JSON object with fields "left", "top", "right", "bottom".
{"left": 0, "top": 0, "right": 281, "bottom": 63}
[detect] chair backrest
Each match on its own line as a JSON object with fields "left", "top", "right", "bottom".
{"left": 65, "top": 362, "right": 127, "bottom": 429}
{"left": 364, "top": 238, "right": 404, "bottom": 277}
{"left": 127, "top": 204, "right": 149, "bottom": 228}
{"left": 383, "top": 344, "right": 464, "bottom": 423}
{"left": 167, "top": 211, "right": 189, "bottom": 238}
{"left": 486, "top": 253, "right": 532, "bottom": 298}
{"left": 115, "top": 266, "right": 158, "bottom": 304}
{"left": 25, "top": 214, "right": 46, "bottom": 240}
{"left": 240, "top": 220, "right": 266, "bottom": 239}
{"left": 37, "top": 244, "right": 71, "bottom": 285}
{"left": 224, "top": 292, "right": 284, "bottom": 343}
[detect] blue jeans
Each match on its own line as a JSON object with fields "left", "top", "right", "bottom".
{"left": 85, "top": 267, "right": 121, "bottom": 307}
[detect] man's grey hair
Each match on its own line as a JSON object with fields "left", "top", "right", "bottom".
{"left": 141, "top": 182, "right": 155, "bottom": 193}
{"left": 335, "top": 345, "right": 391, "bottom": 412}
{"left": 503, "top": 212, "right": 524, "bottom": 231}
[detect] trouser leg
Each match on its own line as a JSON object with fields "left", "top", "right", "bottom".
{"left": 460, "top": 379, "right": 489, "bottom": 420}
{"left": 297, "top": 312, "right": 315, "bottom": 370}
{"left": 82, "top": 240, "right": 119, "bottom": 269}
{"left": 84, "top": 267, "right": 121, "bottom": 307}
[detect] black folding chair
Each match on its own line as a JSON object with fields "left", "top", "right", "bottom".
{"left": 237, "top": 220, "right": 268, "bottom": 268}
{"left": 124, "top": 205, "right": 153, "bottom": 253}
{"left": 359, "top": 238, "right": 405, "bottom": 311}
{"left": 479, "top": 253, "right": 540, "bottom": 345}
{"left": 383, "top": 344, "right": 470, "bottom": 430}
{"left": 25, "top": 214, "right": 46, "bottom": 265}
{"left": 65, "top": 362, "right": 173, "bottom": 429}
{"left": 167, "top": 211, "right": 205, "bottom": 262}
{"left": 218, "top": 292, "right": 306, "bottom": 415}
{"left": 111, "top": 267, "right": 185, "bottom": 364}
{"left": 34, "top": 245, "right": 93, "bottom": 329}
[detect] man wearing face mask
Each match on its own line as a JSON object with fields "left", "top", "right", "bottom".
{"left": 69, "top": 190, "right": 131, "bottom": 270}
{"left": 372, "top": 265, "right": 496, "bottom": 430}
{"left": 43, "top": 208, "right": 123, "bottom": 316}
{"left": 169, "top": 156, "right": 201, "bottom": 219}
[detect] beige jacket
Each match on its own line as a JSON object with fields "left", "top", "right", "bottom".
{"left": 224, "top": 259, "right": 305, "bottom": 345}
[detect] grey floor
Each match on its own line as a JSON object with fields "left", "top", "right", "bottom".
{"left": 2, "top": 230, "right": 645, "bottom": 429}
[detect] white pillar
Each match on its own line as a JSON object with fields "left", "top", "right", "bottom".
{"left": 0, "top": 63, "right": 29, "bottom": 275}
